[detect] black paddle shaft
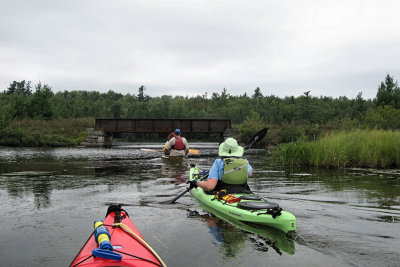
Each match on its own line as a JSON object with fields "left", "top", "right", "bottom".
{"left": 162, "top": 172, "right": 209, "bottom": 204}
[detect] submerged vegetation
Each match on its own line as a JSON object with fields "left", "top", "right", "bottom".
{"left": 273, "top": 130, "right": 400, "bottom": 168}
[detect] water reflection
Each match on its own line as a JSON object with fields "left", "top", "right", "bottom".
{"left": 0, "top": 146, "right": 399, "bottom": 267}
{"left": 188, "top": 205, "right": 295, "bottom": 257}
{"left": 161, "top": 157, "right": 188, "bottom": 184}
{"left": 282, "top": 167, "right": 400, "bottom": 209}
{"left": 0, "top": 172, "right": 53, "bottom": 209}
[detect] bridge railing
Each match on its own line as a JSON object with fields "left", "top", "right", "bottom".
{"left": 95, "top": 119, "right": 231, "bottom": 133}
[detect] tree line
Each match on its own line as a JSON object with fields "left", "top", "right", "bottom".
{"left": 1, "top": 74, "right": 400, "bottom": 144}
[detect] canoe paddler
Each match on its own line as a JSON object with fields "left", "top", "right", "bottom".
{"left": 162, "top": 132, "right": 176, "bottom": 156}
{"left": 164, "top": 129, "right": 190, "bottom": 157}
{"left": 189, "top": 138, "right": 253, "bottom": 192}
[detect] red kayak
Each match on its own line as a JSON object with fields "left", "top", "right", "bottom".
{"left": 70, "top": 205, "right": 166, "bottom": 267}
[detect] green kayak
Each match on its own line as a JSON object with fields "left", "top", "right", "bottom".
{"left": 189, "top": 166, "right": 297, "bottom": 233}
{"left": 197, "top": 204, "right": 296, "bottom": 254}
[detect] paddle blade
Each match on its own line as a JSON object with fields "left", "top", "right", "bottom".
{"left": 188, "top": 149, "right": 199, "bottom": 155}
{"left": 245, "top": 128, "right": 268, "bottom": 149}
{"left": 160, "top": 187, "right": 191, "bottom": 204}
{"left": 140, "top": 148, "right": 162, "bottom": 152}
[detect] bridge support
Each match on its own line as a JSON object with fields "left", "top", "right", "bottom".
{"left": 81, "top": 119, "right": 232, "bottom": 147}
{"left": 80, "top": 128, "right": 113, "bottom": 147}
{"left": 104, "top": 132, "right": 113, "bottom": 148}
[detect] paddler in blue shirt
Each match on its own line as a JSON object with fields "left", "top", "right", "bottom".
{"left": 189, "top": 138, "right": 253, "bottom": 192}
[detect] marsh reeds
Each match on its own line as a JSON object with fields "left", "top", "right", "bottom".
{"left": 273, "top": 130, "right": 400, "bottom": 168}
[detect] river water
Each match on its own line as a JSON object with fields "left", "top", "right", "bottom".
{"left": 0, "top": 144, "right": 399, "bottom": 267}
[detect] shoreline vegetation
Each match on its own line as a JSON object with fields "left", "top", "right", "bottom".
{"left": 1, "top": 74, "right": 400, "bottom": 168}
{"left": 273, "top": 130, "right": 400, "bottom": 168}
{"left": 0, "top": 118, "right": 93, "bottom": 147}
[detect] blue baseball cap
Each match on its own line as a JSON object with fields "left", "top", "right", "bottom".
{"left": 175, "top": 129, "right": 181, "bottom": 134}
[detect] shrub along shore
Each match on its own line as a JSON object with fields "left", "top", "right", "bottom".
{"left": 2, "top": 118, "right": 400, "bottom": 169}
{"left": 2, "top": 75, "right": 400, "bottom": 167}
{"left": 273, "top": 129, "right": 400, "bottom": 168}
{"left": 0, "top": 118, "right": 93, "bottom": 147}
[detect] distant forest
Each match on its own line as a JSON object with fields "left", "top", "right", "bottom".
{"left": 1, "top": 74, "right": 400, "bottom": 144}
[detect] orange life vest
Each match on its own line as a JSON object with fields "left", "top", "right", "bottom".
{"left": 173, "top": 136, "right": 185, "bottom": 150}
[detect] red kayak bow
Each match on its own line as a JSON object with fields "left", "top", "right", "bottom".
{"left": 70, "top": 205, "right": 166, "bottom": 267}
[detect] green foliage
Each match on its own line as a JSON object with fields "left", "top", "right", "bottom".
{"left": 8, "top": 93, "right": 30, "bottom": 119}
{"left": 273, "top": 130, "right": 400, "bottom": 168}
{"left": 365, "top": 105, "right": 400, "bottom": 130}
{"left": 375, "top": 74, "right": 400, "bottom": 108}
{"left": 275, "top": 125, "right": 306, "bottom": 143}
{"left": 1, "top": 118, "right": 93, "bottom": 146}
{"left": 28, "top": 82, "right": 54, "bottom": 119}
{"left": 137, "top": 85, "right": 148, "bottom": 102}
{"left": 273, "top": 142, "right": 312, "bottom": 166}
{"left": 351, "top": 92, "right": 367, "bottom": 121}
{"left": 110, "top": 101, "right": 122, "bottom": 118}
{"left": 0, "top": 105, "right": 12, "bottom": 129}
{"left": 324, "top": 117, "right": 362, "bottom": 131}
{"left": 238, "top": 111, "right": 267, "bottom": 146}
{"left": 1, "top": 74, "right": 400, "bottom": 148}
{"left": 5, "top": 80, "right": 32, "bottom": 96}
{"left": 252, "top": 87, "right": 263, "bottom": 98}
{"left": 0, "top": 128, "right": 25, "bottom": 145}
{"left": 266, "top": 124, "right": 321, "bottom": 145}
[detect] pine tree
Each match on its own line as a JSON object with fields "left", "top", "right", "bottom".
{"left": 375, "top": 74, "right": 400, "bottom": 108}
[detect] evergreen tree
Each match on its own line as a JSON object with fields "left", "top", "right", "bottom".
{"left": 252, "top": 87, "right": 263, "bottom": 98}
{"left": 138, "top": 85, "right": 147, "bottom": 102}
{"left": 110, "top": 101, "right": 122, "bottom": 118}
{"left": 375, "top": 74, "right": 400, "bottom": 108}
{"left": 351, "top": 92, "right": 367, "bottom": 120}
{"left": 5, "top": 80, "right": 32, "bottom": 96}
{"left": 28, "top": 83, "right": 54, "bottom": 119}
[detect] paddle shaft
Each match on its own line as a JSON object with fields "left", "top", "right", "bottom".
{"left": 141, "top": 148, "right": 199, "bottom": 155}
{"left": 166, "top": 187, "right": 190, "bottom": 204}
{"left": 164, "top": 173, "right": 209, "bottom": 204}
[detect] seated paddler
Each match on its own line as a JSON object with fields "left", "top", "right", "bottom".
{"left": 189, "top": 138, "right": 253, "bottom": 193}
{"left": 164, "top": 129, "right": 189, "bottom": 157}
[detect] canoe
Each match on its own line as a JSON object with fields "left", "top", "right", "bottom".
{"left": 70, "top": 204, "right": 166, "bottom": 267}
{"left": 141, "top": 148, "right": 199, "bottom": 157}
{"left": 189, "top": 166, "right": 297, "bottom": 233}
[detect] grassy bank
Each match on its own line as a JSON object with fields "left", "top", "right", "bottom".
{"left": 273, "top": 130, "right": 400, "bottom": 168}
{"left": 0, "top": 118, "right": 94, "bottom": 147}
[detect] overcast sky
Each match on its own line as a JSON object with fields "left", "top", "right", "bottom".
{"left": 1, "top": 0, "right": 399, "bottom": 99}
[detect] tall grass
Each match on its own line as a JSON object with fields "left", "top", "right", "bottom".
{"left": 10, "top": 118, "right": 94, "bottom": 136}
{"left": 1, "top": 118, "right": 94, "bottom": 146}
{"left": 273, "top": 130, "right": 400, "bottom": 168}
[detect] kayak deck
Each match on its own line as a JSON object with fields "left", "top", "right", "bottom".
{"left": 70, "top": 205, "right": 165, "bottom": 267}
{"left": 189, "top": 167, "right": 296, "bottom": 233}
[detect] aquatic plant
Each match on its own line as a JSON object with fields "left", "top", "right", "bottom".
{"left": 273, "top": 130, "right": 400, "bottom": 168}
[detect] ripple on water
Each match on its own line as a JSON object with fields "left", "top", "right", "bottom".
{"left": 1, "top": 146, "right": 400, "bottom": 267}
{"left": 376, "top": 215, "right": 399, "bottom": 223}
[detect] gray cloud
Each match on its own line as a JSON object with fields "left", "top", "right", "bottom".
{"left": 1, "top": 0, "right": 399, "bottom": 99}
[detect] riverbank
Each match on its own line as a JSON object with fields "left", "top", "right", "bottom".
{"left": 0, "top": 118, "right": 93, "bottom": 146}
{"left": 273, "top": 129, "right": 400, "bottom": 168}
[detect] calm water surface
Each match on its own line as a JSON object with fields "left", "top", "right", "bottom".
{"left": 0, "top": 143, "right": 399, "bottom": 267}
